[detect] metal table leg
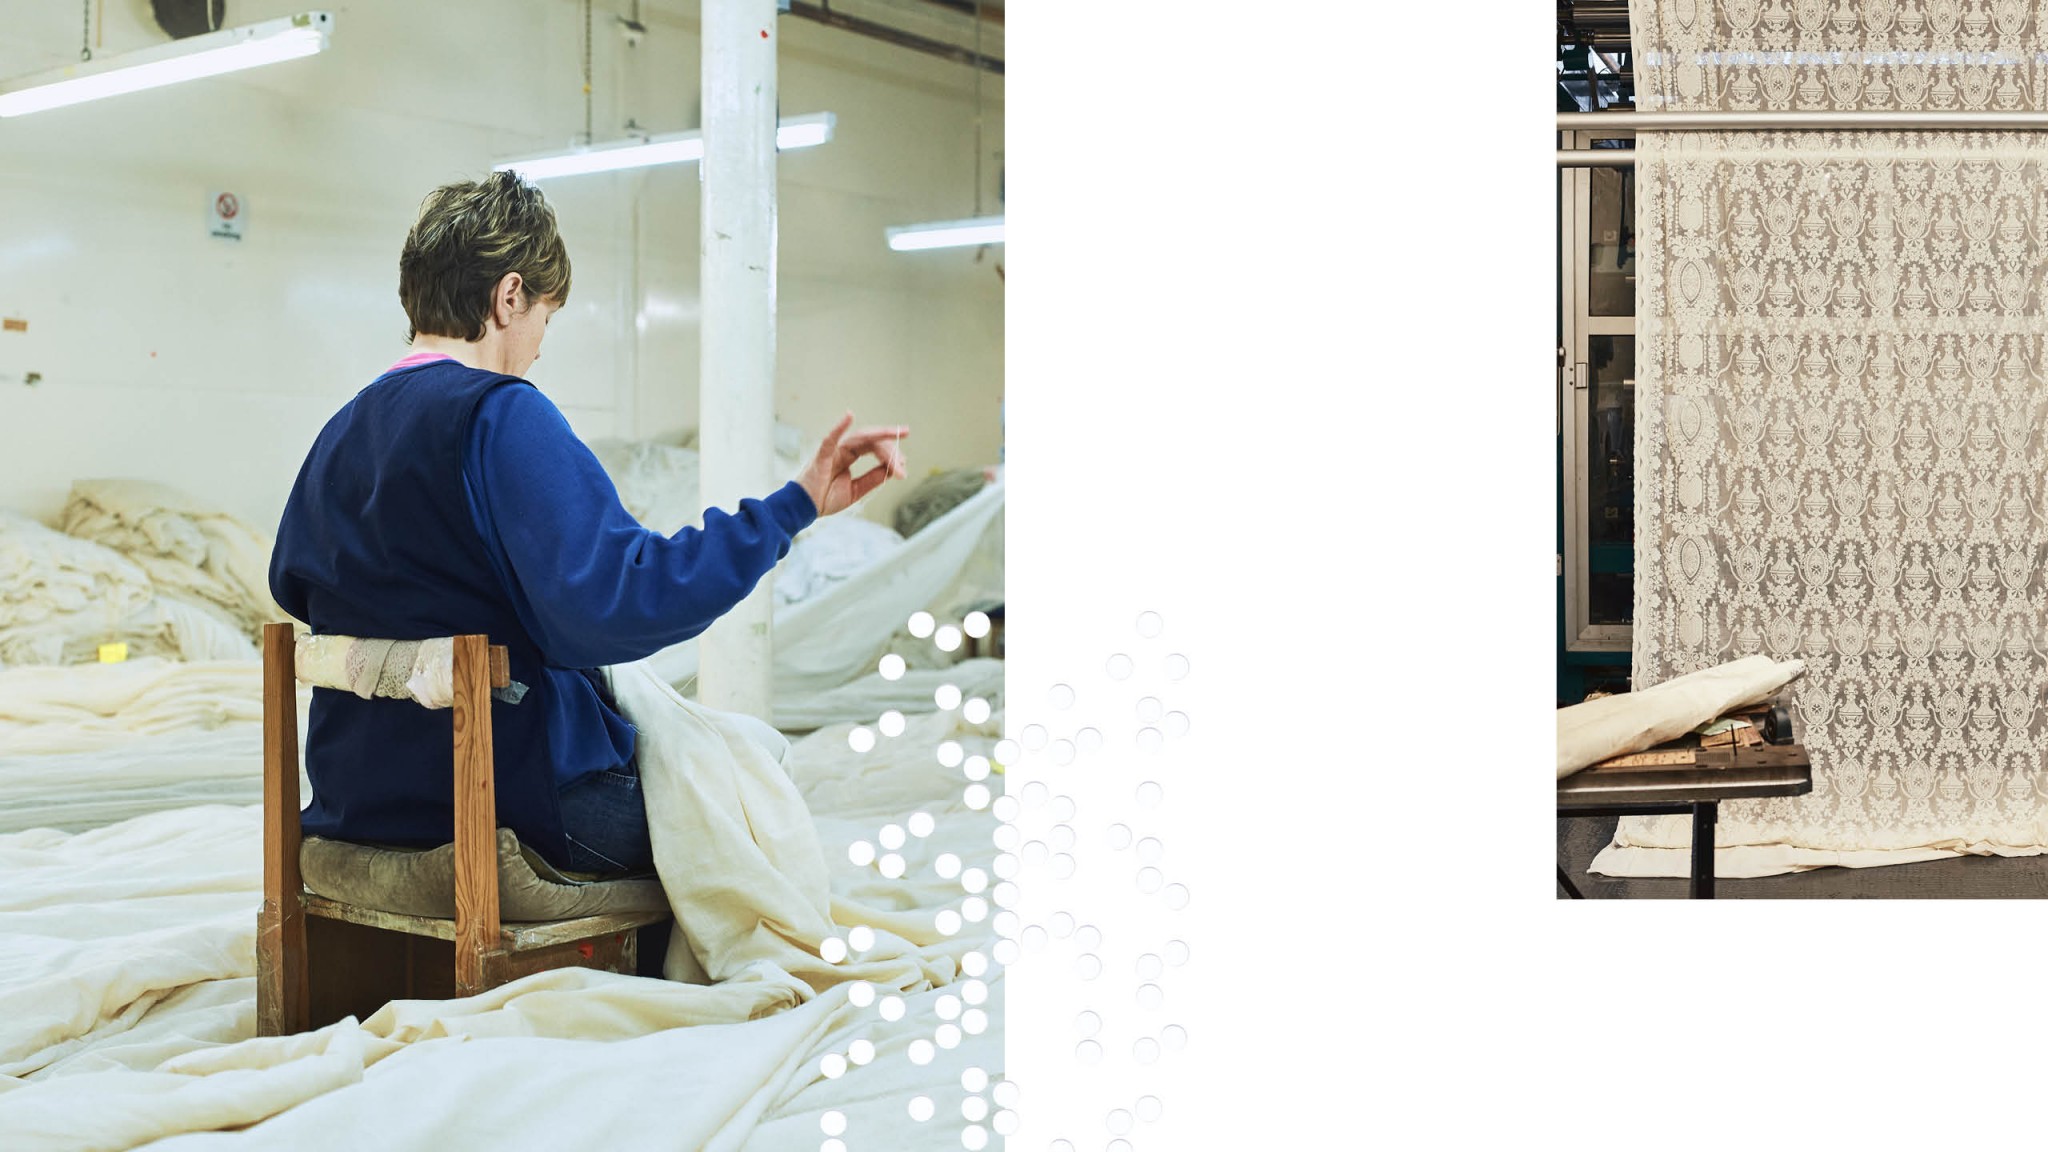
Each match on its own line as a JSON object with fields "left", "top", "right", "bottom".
{"left": 1558, "top": 865, "right": 1584, "bottom": 899}
{"left": 1689, "top": 802, "right": 1717, "bottom": 899}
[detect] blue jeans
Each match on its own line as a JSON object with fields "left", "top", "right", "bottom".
{"left": 557, "top": 760, "right": 655, "bottom": 875}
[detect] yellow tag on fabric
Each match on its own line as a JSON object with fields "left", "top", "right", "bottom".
{"left": 97, "top": 642, "right": 128, "bottom": 663}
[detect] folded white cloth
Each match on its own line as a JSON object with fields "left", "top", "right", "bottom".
{"left": 1556, "top": 655, "right": 1805, "bottom": 779}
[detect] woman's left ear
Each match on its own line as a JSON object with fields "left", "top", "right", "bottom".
{"left": 495, "top": 272, "right": 526, "bottom": 325}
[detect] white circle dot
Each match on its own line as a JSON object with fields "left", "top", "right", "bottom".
{"left": 962, "top": 978, "right": 988, "bottom": 1005}
{"left": 936, "top": 1023, "right": 962, "bottom": 1049}
{"left": 1076, "top": 727, "right": 1103, "bottom": 752}
{"left": 909, "top": 1095, "right": 935, "bottom": 1122}
{"left": 909, "top": 811, "right": 936, "bottom": 838}
{"left": 938, "top": 741, "right": 964, "bottom": 768}
{"left": 961, "top": 1124, "right": 987, "bottom": 1150}
{"left": 993, "top": 1108, "right": 1018, "bottom": 1134}
{"left": 962, "top": 1096, "right": 989, "bottom": 1123}
{"left": 962, "top": 951, "right": 989, "bottom": 977}
{"left": 1137, "top": 611, "right": 1163, "bottom": 637}
{"left": 848, "top": 840, "right": 876, "bottom": 866}
{"left": 880, "top": 823, "right": 906, "bottom": 850}
{"left": 848, "top": 1039, "right": 875, "bottom": 1065}
{"left": 1076, "top": 924, "right": 1101, "bottom": 950}
{"left": 880, "top": 711, "right": 906, "bottom": 737}
{"left": 993, "top": 739, "right": 1019, "bottom": 765}
{"left": 1137, "top": 837, "right": 1163, "bottom": 863}
{"left": 822, "top": 1112, "right": 847, "bottom": 1136}
{"left": 993, "top": 853, "right": 1018, "bottom": 880}
{"left": 993, "top": 1081, "right": 1019, "bottom": 1108}
{"left": 964, "top": 783, "right": 991, "bottom": 810}
{"left": 878, "top": 653, "right": 907, "bottom": 681}
{"left": 1107, "top": 1109, "right": 1133, "bottom": 1135}
{"left": 1022, "top": 781, "right": 1049, "bottom": 807}
{"left": 1051, "top": 740, "right": 1075, "bottom": 765}
{"left": 1109, "top": 1140, "right": 1132, "bottom": 1152}
{"left": 849, "top": 925, "right": 876, "bottom": 952}
{"left": 1075, "top": 953, "right": 1102, "bottom": 980}
{"left": 821, "top": 1053, "right": 848, "bottom": 1078}
{"left": 1137, "top": 953, "right": 1164, "bottom": 980}
{"left": 1163, "top": 1024, "right": 1188, "bottom": 1049}
{"left": 1022, "top": 840, "right": 1049, "bottom": 867}
{"left": 1021, "top": 923, "right": 1045, "bottom": 950}
{"left": 1138, "top": 982, "right": 1163, "bottom": 1009}
{"left": 1076, "top": 1039, "right": 1102, "bottom": 1064}
{"left": 1136, "top": 867, "right": 1163, "bottom": 893}
{"left": 1107, "top": 653, "right": 1134, "bottom": 679}
{"left": 937, "top": 994, "right": 962, "bottom": 1020}
{"left": 824, "top": 1140, "right": 845, "bottom": 1152}
{"left": 962, "top": 1066, "right": 989, "bottom": 1093}
{"left": 993, "top": 909, "right": 1020, "bottom": 938}
{"left": 963, "top": 755, "right": 991, "bottom": 781}
{"left": 1137, "top": 781, "right": 1164, "bottom": 808}
{"left": 1137, "top": 696, "right": 1163, "bottom": 723}
{"left": 935, "top": 683, "right": 962, "bottom": 710}
{"left": 1050, "top": 825, "right": 1076, "bottom": 852}
{"left": 962, "top": 1008, "right": 988, "bottom": 1034}
{"left": 1166, "top": 711, "right": 1190, "bottom": 737}
{"left": 821, "top": 937, "right": 847, "bottom": 963}
{"left": 992, "top": 823, "right": 1018, "bottom": 851}
{"left": 936, "top": 909, "right": 963, "bottom": 935}
{"left": 880, "top": 854, "right": 906, "bottom": 879}
{"left": 850, "top": 982, "right": 876, "bottom": 1007}
{"left": 1165, "top": 883, "right": 1190, "bottom": 909}
{"left": 993, "top": 796, "right": 1020, "bottom": 823}
{"left": 1051, "top": 1142, "right": 1073, "bottom": 1152}
{"left": 935, "top": 626, "right": 963, "bottom": 652}
{"left": 964, "top": 698, "right": 991, "bottom": 723}
{"left": 1049, "top": 683, "right": 1075, "bottom": 709}
{"left": 963, "top": 896, "right": 989, "bottom": 922}
{"left": 964, "top": 611, "right": 991, "bottom": 638}
{"left": 849, "top": 727, "right": 876, "bottom": 753}
{"left": 908, "top": 612, "right": 936, "bottom": 638}
{"left": 992, "top": 881, "right": 1018, "bottom": 908}
{"left": 1107, "top": 824, "right": 1132, "bottom": 849}
{"left": 1051, "top": 795, "right": 1077, "bottom": 822}
{"left": 1137, "top": 728, "right": 1163, "bottom": 753}
{"left": 1021, "top": 724, "right": 1048, "bottom": 750}
{"left": 1136, "top": 1095, "right": 1162, "bottom": 1122}
{"left": 1075, "top": 1010, "right": 1101, "bottom": 1037}
{"left": 909, "top": 1039, "right": 936, "bottom": 1065}
{"left": 1051, "top": 853, "right": 1076, "bottom": 878}
{"left": 881, "top": 996, "right": 906, "bottom": 1021}
{"left": 1052, "top": 911, "right": 1075, "bottom": 937}
{"left": 935, "top": 852, "right": 962, "bottom": 878}
{"left": 962, "top": 867, "right": 989, "bottom": 893}
{"left": 992, "top": 939, "right": 1019, "bottom": 966}
{"left": 1165, "top": 653, "right": 1190, "bottom": 679}
{"left": 1134, "top": 1037, "right": 1160, "bottom": 1064}
{"left": 1166, "top": 939, "right": 1190, "bottom": 966}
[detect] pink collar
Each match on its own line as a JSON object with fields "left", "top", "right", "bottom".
{"left": 387, "top": 351, "right": 458, "bottom": 373}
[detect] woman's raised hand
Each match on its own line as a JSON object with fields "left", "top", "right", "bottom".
{"left": 797, "top": 413, "right": 910, "bottom": 517}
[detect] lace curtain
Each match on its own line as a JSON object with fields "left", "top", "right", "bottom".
{"left": 1600, "top": 0, "right": 2048, "bottom": 875}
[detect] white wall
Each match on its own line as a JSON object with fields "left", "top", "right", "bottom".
{"left": 0, "top": 0, "right": 1003, "bottom": 531}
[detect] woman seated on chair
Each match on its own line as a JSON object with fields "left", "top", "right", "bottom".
{"left": 268, "top": 172, "right": 908, "bottom": 876}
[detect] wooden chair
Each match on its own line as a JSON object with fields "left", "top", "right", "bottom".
{"left": 257, "top": 623, "right": 670, "bottom": 1035}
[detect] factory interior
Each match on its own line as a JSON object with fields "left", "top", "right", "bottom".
{"left": 1551, "top": 0, "right": 2048, "bottom": 903}
{"left": 0, "top": 1, "right": 1023, "bottom": 1147}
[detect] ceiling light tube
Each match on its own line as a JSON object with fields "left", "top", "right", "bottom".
{"left": 0, "top": 11, "right": 333, "bottom": 118}
{"left": 496, "top": 112, "right": 837, "bottom": 180}
{"left": 885, "top": 215, "right": 1005, "bottom": 252}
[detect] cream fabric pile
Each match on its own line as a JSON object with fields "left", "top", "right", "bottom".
{"left": 1557, "top": 655, "right": 1804, "bottom": 779}
{"left": 0, "top": 664, "right": 1005, "bottom": 1151}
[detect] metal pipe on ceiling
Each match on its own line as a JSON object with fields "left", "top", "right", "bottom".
{"left": 784, "top": 1, "right": 1004, "bottom": 74}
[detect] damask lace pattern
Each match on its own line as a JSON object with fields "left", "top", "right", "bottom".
{"left": 1623, "top": 1, "right": 2048, "bottom": 855}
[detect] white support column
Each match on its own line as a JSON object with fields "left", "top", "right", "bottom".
{"left": 697, "top": 0, "right": 779, "bottom": 720}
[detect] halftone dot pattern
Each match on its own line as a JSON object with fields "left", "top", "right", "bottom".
{"left": 878, "top": 653, "right": 907, "bottom": 681}
{"left": 963, "top": 611, "right": 991, "bottom": 638}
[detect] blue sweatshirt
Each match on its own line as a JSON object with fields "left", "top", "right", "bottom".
{"left": 269, "top": 357, "right": 815, "bottom": 865}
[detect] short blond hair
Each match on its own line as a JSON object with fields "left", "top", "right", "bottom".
{"left": 398, "top": 171, "right": 571, "bottom": 342}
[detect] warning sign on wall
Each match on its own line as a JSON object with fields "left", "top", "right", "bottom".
{"left": 209, "top": 191, "right": 244, "bottom": 241}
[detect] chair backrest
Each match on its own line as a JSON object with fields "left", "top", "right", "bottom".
{"left": 258, "top": 623, "right": 513, "bottom": 1009}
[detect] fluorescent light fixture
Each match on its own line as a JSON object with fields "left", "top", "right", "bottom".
{"left": 885, "top": 215, "right": 1005, "bottom": 252}
{"left": 0, "top": 11, "right": 333, "bottom": 118}
{"left": 496, "top": 112, "right": 836, "bottom": 181}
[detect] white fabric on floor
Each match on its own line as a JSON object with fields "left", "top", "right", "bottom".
{"left": 1556, "top": 655, "right": 1803, "bottom": 779}
{"left": 58, "top": 478, "right": 284, "bottom": 640}
{"left": 0, "top": 671, "right": 1003, "bottom": 1150}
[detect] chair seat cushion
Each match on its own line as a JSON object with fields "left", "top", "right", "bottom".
{"left": 300, "top": 828, "right": 669, "bottom": 922}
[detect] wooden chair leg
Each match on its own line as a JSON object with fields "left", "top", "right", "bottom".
{"left": 452, "top": 634, "right": 501, "bottom": 995}
{"left": 258, "top": 623, "right": 309, "bottom": 1035}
